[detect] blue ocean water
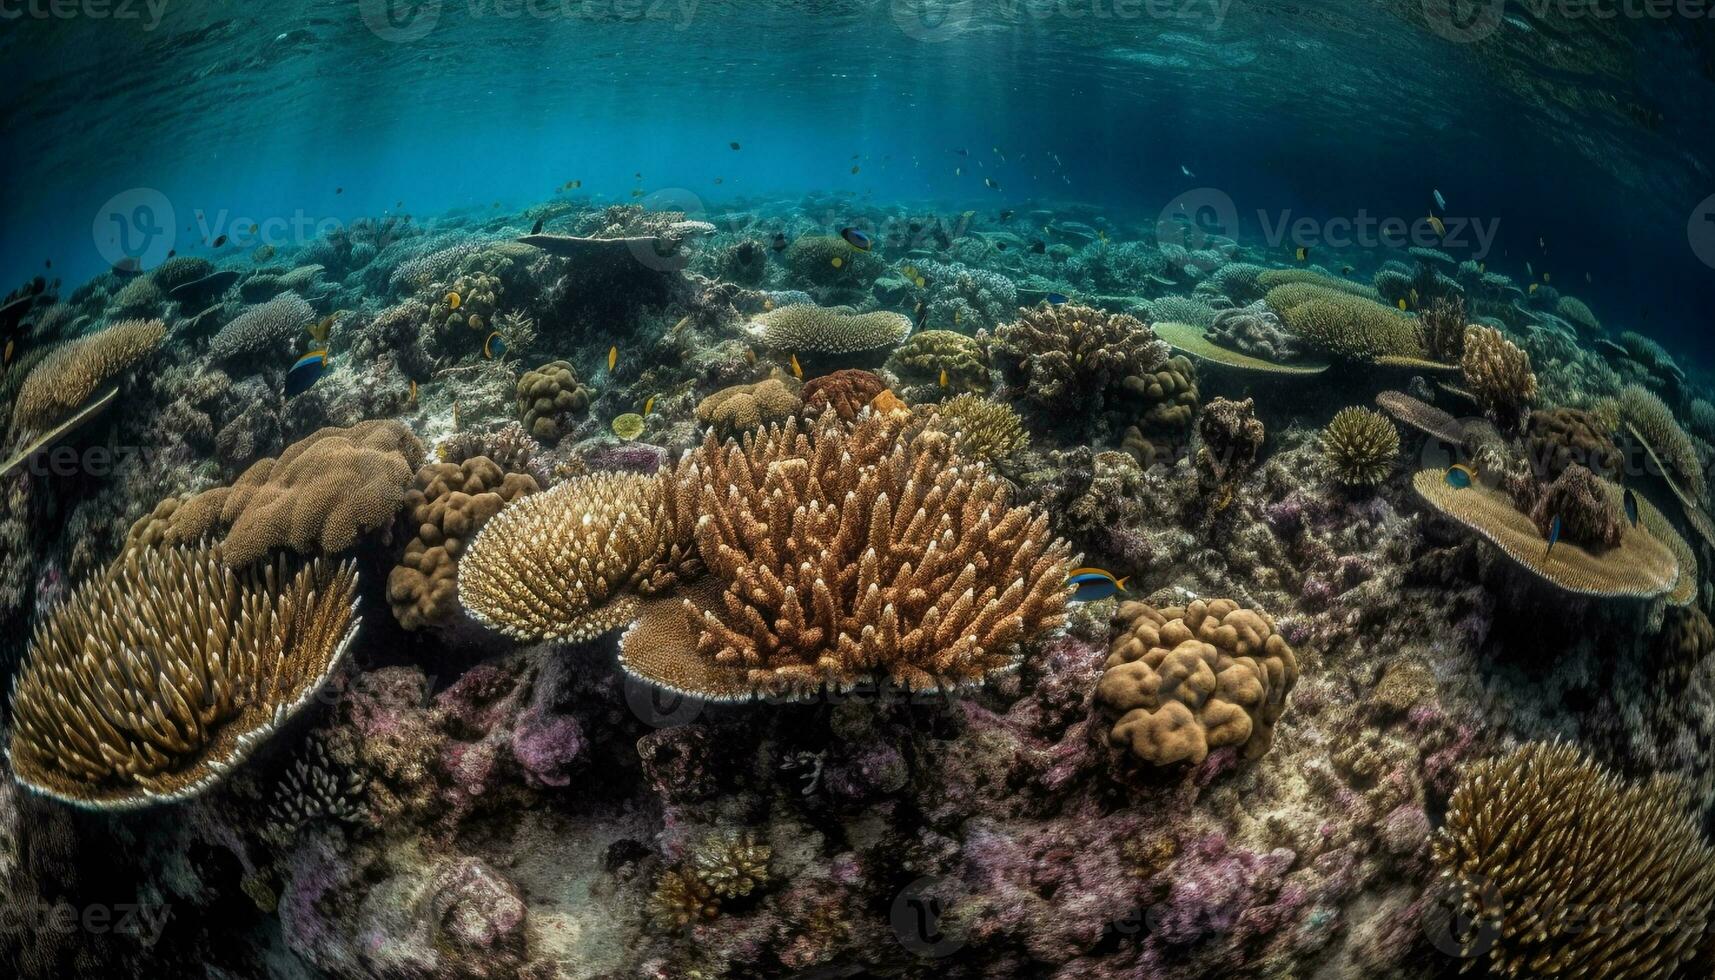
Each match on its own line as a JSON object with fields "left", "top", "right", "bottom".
{"left": 3, "top": 1, "right": 1712, "bottom": 360}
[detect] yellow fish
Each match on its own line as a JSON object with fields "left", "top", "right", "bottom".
{"left": 1478, "top": 263, "right": 1486, "bottom": 274}
{"left": 762, "top": 297, "right": 775, "bottom": 311}
{"left": 1427, "top": 214, "right": 1445, "bottom": 237}
{"left": 1542, "top": 272, "right": 1552, "bottom": 283}
{"left": 1295, "top": 246, "right": 1310, "bottom": 262}
{"left": 1097, "top": 229, "right": 1108, "bottom": 243}
{"left": 1529, "top": 283, "right": 1539, "bottom": 295}
{"left": 643, "top": 394, "right": 656, "bottom": 415}
{"left": 308, "top": 312, "right": 342, "bottom": 346}
{"left": 939, "top": 369, "right": 949, "bottom": 388}
{"left": 831, "top": 256, "right": 844, "bottom": 268}
{"left": 608, "top": 345, "right": 618, "bottom": 371}
{"left": 408, "top": 380, "right": 418, "bottom": 405}
{"left": 790, "top": 353, "right": 803, "bottom": 379}
{"left": 1397, "top": 299, "right": 1408, "bottom": 310}
{"left": 446, "top": 291, "right": 461, "bottom": 310}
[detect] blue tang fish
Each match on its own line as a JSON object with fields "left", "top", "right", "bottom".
{"left": 839, "top": 227, "right": 873, "bottom": 251}
{"left": 483, "top": 331, "right": 507, "bottom": 360}
{"left": 285, "top": 350, "right": 329, "bottom": 397}
{"left": 1623, "top": 488, "right": 1639, "bottom": 528}
{"left": 1067, "top": 568, "right": 1129, "bottom": 602}
{"left": 1443, "top": 463, "right": 1475, "bottom": 489}
{"left": 1543, "top": 515, "right": 1563, "bottom": 560}
{"left": 1046, "top": 292, "right": 1069, "bottom": 305}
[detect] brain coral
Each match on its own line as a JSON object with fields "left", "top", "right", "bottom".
{"left": 138, "top": 420, "right": 426, "bottom": 567}
{"left": 801, "top": 368, "right": 888, "bottom": 421}
{"left": 885, "top": 329, "right": 991, "bottom": 395}
{"left": 1096, "top": 598, "right": 1298, "bottom": 767}
{"left": 387, "top": 457, "right": 540, "bottom": 631}
{"left": 516, "top": 361, "right": 591, "bottom": 442}
{"left": 695, "top": 378, "right": 803, "bottom": 436}
{"left": 1460, "top": 325, "right": 1537, "bottom": 429}
{"left": 1321, "top": 407, "right": 1399, "bottom": 487}
{"left": 10, "top": 318, "right": 165, "bottom": 435}
{"left": 1266, "top": 284, "right": 1426, "bottom": 361}
{"left": 746, "top": 305, "right": 910, "bottom": 355}
{"left": 1434, "top": 741, "right": 1715, "bottom": 980}
{"left": 6, "top": 544, "right": 360, "bottom": 809}
{"left": 457, "top": 472, "right": 697, "bottom": 643}
{"left": 994, "top": 303, "right": 1171, "bottom": 412}
{"left": 209, "top": 293, "right": 315, "bottom": 361}
{"left": 618, "top": 412, "right": 1073, "bottom": 700}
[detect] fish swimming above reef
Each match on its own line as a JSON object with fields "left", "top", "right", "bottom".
{"left": 1543, "top": 514, "right": 1563, "bottom": 559}
{"left": 840, "top": 227, "right": 872, "bottom": 251}
{"left": 285, "top": 350, "right": 329, "bottom": 397}
{"left": 1623, "top": 488, "right": 1640, "bottom": 528}
{"left": 483, "top": 331, "right": 507, "bottom": 360}
{"left": 1067, "top": 568, "right": 1129, "bottom": 602}
{"left": 1443, "top": 463, "right": 1476, "bottom": 489}
{"left": 1433, "top": 188, "right": 1447, "bottom": 210}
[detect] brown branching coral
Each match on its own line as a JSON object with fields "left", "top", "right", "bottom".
{"left": 695, "top": 378, "right": 802, "bottom": 437}
{"left": 208, "top": 294, "right": 314, "bottom": 362}
{"left": 457, "top": 472, "right": 696, "bottom": 642}
{"left": 995, "top": 303, "right": 1170, "bottom": 412}
{"left": 387, "top": 457, "right": 540, "bottom": 631}
{"left": 133, "top": 420, "right": 426, "bottom": 567}
{"left": 1321, "top": 407, "right": 1399, "bottom": 487}
{"left": 516, "top": 360, "right": 590, "bottom": 442}
{"left": 619, "top": 412, "right": 1074, "bottom": 700}
{"left": 918, "top": 393, "right": 1029, "bottom": 464}
{"left": 1433, "top": 741, "right": 1715, "bottom": 980}
{"left": 6, "top": 544, "right": 360, "bottom": 809}
{"left": 1096, "top": 598, "right": 1298, "bottom": 767}
{"left": 10, "top": 318, "right": 164, "bottom": 435}
{"left": 1266, "top": 284, "right": 1425, "bottom": 361}
{"left": 1529, "top": 463, "right": 1622, "bottom": 551}
{"left": 801, "top": 369, "right": 887, "bottom": 421}
{"left": 1460, "top": 325, "right": 1537, "bottom": 429}
{"left": 1414, "top": 296, "right": 1469, "bottom": 364}
{"left": 692, "top": 832, "right": 772, "bottom": 899}
{"left": 1194, "top": 396, "right": 1265, "bottom": 496}
{"left": 649, "top": 868, "right": 721, "bottom": 930}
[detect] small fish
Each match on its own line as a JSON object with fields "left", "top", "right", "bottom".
{"left": 1529, "top": 283, "right": 1539, "bottom": 295}
{"left": 3, "top": 337, "right": 14, "bottom": 368}
{"left": 1046, "top": 292, "right": 1069, "bottom": 305}
{"left": 1527, "top": 262, "right": 1534, "bottom": 277}
{"left": 307, "top": 314, "right": 338, "bottom": 345}
{"left": 167, "top": 249, "right": 176, "bottom": 258}
{"left": 939, "top": 369, "right": 949, "bottom": 388}
{"left": 1433, "top": 188, "right": 1447, "bottom": 211}
{"left": 995, "top": 242, "right": 1007, "bottom": 251}
{"left": 851, "top": 165, "right": 860, "bottom": 174}
{"left": 1538, "top": 236, "right": 1545, "bottom": 250}
{"left": 1397, "top": 298, "right": 1408, "bottom": 310}
{"left": 1542, "top": 272, "right": 1551, "bottom": 283}
{"left": 1096, "top": 229, "right": 1107, "bottom": 244}
{"left": 531, "top": 218, "right": 544, "bottom": 234}
{"left": 1067, "top": 569, "right": 1129, "bottom": 602}
{"left": 913, "top": 301, "right": 929, "bottom": 333}
{"left": 955, "top": 167, "right": 962, "bottom": 177}
{"left": 286, "top": 350, "right": 329, "bottom": 397}
{"left": 249, "top": 223, "right": 259, "bottom": 234}
{"left": 1410, "top": 288, "right": 1419, "bottom": 305}
{"left": 984, "top": 177, "right": 999, "bottom": 190}
{"left": 1543, "top": 515, "right": 1563, "bottom": 559}
{"left": 608, "top": 345, "right": 618, "bottom": 371}
{"left": 790, "top": 353, "right": 803, "bottom": 379}
{"left": 1478, "top": 262, "right": 1486, "bottom": 273}
{"left": 1623, "top": 488, "right": 1639, "bottom": 528}
{"left": 1030, "top": 240, "right": 1046, "bottom": 254}
{"left": 714, "top": 177, "right": 723, "bottom": 184}
{"left": 1427, "top": 214, "right": 1445, "bottom": 237}
{"left": 483, "top": 331, "right": 507, "bottom": 359}
{"left": 446, "top": 291, "right": 461, "bottom": 310}
{"left": 745, "top": 347, "right": 758, "bottom": 365}
{"left": 772, "top": 232, "right": 789, "bottom": 251}
{"left": 1295, "top": 246, "right": 1310, "bottom": 262}
{"left": 1341, "top": 264, "right": 1354, "bottom": 275}
{"left": 730, "top": 141, "right": 741, "bottom": 150}
{"left": 1181, "top": 164, "right": 1195, "bottom": 178}
{"left": 954, "top": 148, "right": 968, "bottom": 156}
{"left": 999, "top": 209, "right": 1014, "bottom": 221}
{"left": 1443, "top": 463, "right": 1476, "bottom": 489}
{"left": 336, "top": 187, "right": 343, "bottom": 195}
{"left": 831, "top": 255, "right": 845, "bottom": 269}
{"left": 408, "top": 380, "right": 418, "bottom": 405}
{"left": 840, "top": 227, "right": 873, "bottom": 251}
{"left": 1584, "top": 272, "right": 1592, "bottom": 284}
{"left": 212, "top": 234, "right": 228, "bottom": 248}
{"left": 43, "top": 259, "right": 50, "bottom": 269}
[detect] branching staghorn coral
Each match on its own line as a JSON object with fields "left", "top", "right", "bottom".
{"left": 132, "top": 420, "right": 426, "bottom": 567}
{"left": 1097, "top": 598, "right": 1298, "bottom": 767}
{"left": 619, "top": 412, "right": 1074, "bottom": 700}
{"left": 9, "top": 318, "right": 164, "bottom": 435}
{"left": 995, "top": 303, "right": 1170, "bottom": 412}
{"left": 6, "top": 544, "right": 360, "bottom": 809}
{"left": 1266, "top": 284, "right": 1426, "bottom": 361}
{"left": 745, "top": 304, "right": 909, "bottom": 354}
{"left": 1320, "top": 407, "right": 1399, "bottom": 487}
{"left": 1433, "top": 741, "right": 1715, "bottom": 980}
{"left": 1618, "top": 385, "right": 1706, "bottom": 500}
{"left": 1460, "top": 325, "right": 1537, "bottom": 429}
{"left": 458, "top": 472, "right": 697, "bottom": 643}
{"left": 264, "top": 738, "right": 368, "bottom": 844}
{"left": 918, "top": 393, "right": 1029, "bottom": 464}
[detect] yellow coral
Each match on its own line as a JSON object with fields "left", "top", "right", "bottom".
{"left": 1460, "top": 325, "right": 1537, "bottom": 427}
{"left": 919, "top": 393, "right": 1029, "bottom": 464}
{"left": 387, "top": 457, "right": 540, "bottom": 631}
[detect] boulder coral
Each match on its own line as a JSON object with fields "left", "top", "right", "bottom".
{"left": 387, "top": 457, "right": 540, "bottom": 631}
{"left": 1097, "top": 598, "right": 1298, "bottom": 767}
{"left": 515, "top": 360, "right": 590, "bottom": 442}
{"left": 694, "top": 378, "right": 802, "bottom": 436}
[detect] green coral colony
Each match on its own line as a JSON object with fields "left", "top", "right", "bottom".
{"left": 2, "top": 171, "right": 1715, "bottom": 980}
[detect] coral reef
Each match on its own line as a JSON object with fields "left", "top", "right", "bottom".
{"left": 1320, "top": 407, "right": 1399, "bottom": 487}
{"left": 1194, "top": 396, "right": 1265, "bottom": 499}
{"left": 885, "top": 329, "right": 990, "bottom": 396}
{"left": 1204, "top": 301, "right": 1303, "bottom": 361}
{"left": 745, "top": 304, "right": 909, "bottom": 355}
{"left": 799, "top": 368, "right": 887, "bottom": 421}
{"left": 515, "top": 360, "right": 590, "bottom": 442}
{"left": 1618, "top": 385, "right": 1706, "bottom": 499}
{"left": 1527, "top": 406, "right": 1621, "bottom": 479}
{"left": 9, "top": 318, "right": 164, "bottom": 435}
{"left": 387, "top": 457, "right": 540, "bottom": 631}
{"left": 1267, "top": 284, "right": 1426, "bottom": 361}
{"left": 695, "top": 378, "right": 802, "bottom": 436}
{"left": 209, "top": 294, "right": 316, "bottom": 363}
{"left": 919, "top": 393, "right": 1030, "bottom": 464}
{"left": 1459, "top": 325, "right": 1537, "bottom": 429}
{"left": 1528, "top": 463, "right": 1623, "bottom": 550}
{"left": 996, "top": 303, "right": 1170, "bottom": 411}
{"left": 1097, "top": 598, "right": 1298, "bottom": 766}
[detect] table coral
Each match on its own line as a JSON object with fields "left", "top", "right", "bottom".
{"left": 1096, "top": 597, "right": 1299, "bottom": 767}
{"left": 745, "top": 304, "right": 909, "bottom": 355}
{"left": 387, "top": 456, "right": 540, "bottom": 631}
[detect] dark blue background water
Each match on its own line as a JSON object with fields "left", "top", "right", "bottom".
{"left": 3, "top": 1, "right": 1712, "bottom": 361}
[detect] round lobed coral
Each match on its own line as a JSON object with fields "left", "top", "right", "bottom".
{"left": 619, "top": 412, "right": 1074, "bottom": 700}
{"left": 1433, "top": 741, "right": 1715, "bottom": 980}
{"left": 6, "top": 544, "right": 360, "bottom": 809}
{"left": 1460, "top": 325, "right": 1537, "bottom": 429}
{"left": 694, "top": 378, "right": 802, "bottom": 437}
{"left": 457, "top": 472, "right": 696, "bottom": 643}
{"left": 1096, "top": 598, "right": 1299, "bottom": 767}
{"left": 1320, "top": 407, "right": 1400, "bottom": 487}
{"left": 516, "top": 361, "right": 591, "bottom": 442}
{"left": 387, "top": 457, "right": 540, "bottom": 631}
{"left": 745, "top": 304, "right": 910, "bottom": 355}
{"left": 995, "top": 302, "right": 1172, "bottom": 416}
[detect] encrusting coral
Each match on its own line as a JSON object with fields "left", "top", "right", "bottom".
{"left": 1096, "top": 598, "right": 1298, "bottom": 767}
{"left": 618, "top": 411, "right": 1074, "bottom": 700}
{"left": 1320, "top": 407, "right": 1399, "bottom": 487}
{"left": 387, "top": 457, "right": 540, "bottom": 631}
{"left": 1433, "top": 741, "right": 1715, "bottom": 980}
{"left": 516, "top": 360, "right": 590, "bottom": 442}
{"left": 130, "top": 420, "right": 426, "bottom": 567}
{"left": 9, "top": 317, "right": 164, "bottom": 435}
{"left": 695, "top": 378, "right": 802, "bottom": 437}
{"left": 1459, "top": 325, "right": 1537, "bottom": 429}
{"left": 457, "top": 472, "right": 696, "bottom": 643}
{"left": 5, "top": 543, "right": 360, "bottom": 809}
{"left": 745, "top": 304, "right": 909, "bottom": 354}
